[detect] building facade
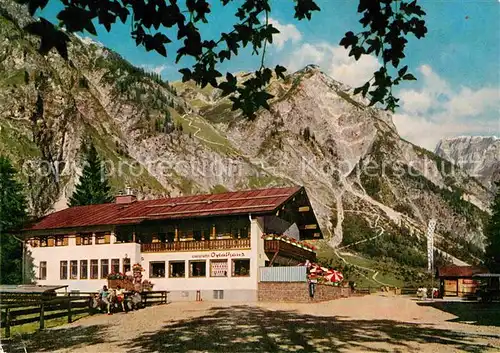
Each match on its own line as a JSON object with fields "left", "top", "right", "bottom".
{"left": 23, "top": 186, "right": 320, "bottom": 301}
{"left": 437, "top": 266, "right": 488, "bottom": 297}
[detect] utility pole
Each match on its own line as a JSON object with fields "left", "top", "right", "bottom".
{"left": 426, "top": 219, "right": 437, "bottom": 299}
{"left": 426, "top": 219, "right": 437, "bottom": 274}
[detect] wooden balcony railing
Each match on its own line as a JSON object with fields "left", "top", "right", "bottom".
{"left": 264, "top": 239, "right": 316, "bottom": 262}
{"left": 141, "top": 238, "right": 251, "bottom": 253}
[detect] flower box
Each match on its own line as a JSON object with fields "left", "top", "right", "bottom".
{"left": 108, "top": 278, "right": 135, "bottom": 291}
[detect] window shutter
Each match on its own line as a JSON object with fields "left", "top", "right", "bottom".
{"left": 48, "top": 237, "right": 55, "bottom": 247}
{"left": 75, "top": 235, "right": 81, "bottom": 245}
{"left": 63, "top": 236, "right": 69, "bottom": 246}
{"left": 104, "top": 233, "right": 110, "bottom": 244}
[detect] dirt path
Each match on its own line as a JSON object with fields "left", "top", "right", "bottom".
{"left": 16, "top": 294, "right": 500, "bottom": 353}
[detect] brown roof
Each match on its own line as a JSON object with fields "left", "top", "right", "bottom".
{"left": 437, "top": 266, "right": 488, "bottom": 278}
{"left": 25, "top": 186, "right": 303, "bottom": 231}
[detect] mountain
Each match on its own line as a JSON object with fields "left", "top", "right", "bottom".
{"left": 0, "top": 2, "right": 493, "bottom": 283}
{"left": 435, "top": 136, "right": 500, "bottom": 191}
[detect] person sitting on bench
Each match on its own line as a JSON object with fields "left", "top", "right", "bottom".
{"left": 99, "top": 285, "right": 111, "bottom": 314}
{"left": 115, "top": 285, "right": 127, "bottom": 312}
{"left": 127, "top": 290, "right": 142, "bottom": 311}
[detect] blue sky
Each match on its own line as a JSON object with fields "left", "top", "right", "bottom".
{"left": 39, "top": 0, "right": 499, "bottom": 149}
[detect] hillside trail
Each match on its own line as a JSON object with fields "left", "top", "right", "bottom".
{"left": 180, "top": 113, "right": 237, "bottom": 150}
{"left": 335, "top": 250, "right": 392, "bottom": 287}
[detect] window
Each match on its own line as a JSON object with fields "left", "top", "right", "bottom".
{"left": 100, "top": 259, "right": 109, "bottom": 278}
{"left": 213, "top": 290, "right": 224, "bottom": 299}
{"left": 123, "top": 258, "right": 131, "bottom": 273}
{"left": 70, "top": 260, "right": 78, "bottom": 279}
{"left": 240, "top": 227, "right": 249, "bottom": 238}
{"left": 111, "top": 259, "right": 120, "bottom": 274}
{"left": 40, "top": 236, "right": 48, "bottom": 247}
{"left": 80, "top": 260, "right": 88, "bottom": 279}
{"left": 232, "top": 259, "right": 250, "bottom": 277}
{"left": 79, "top": 233, "right": 93, "bottom": 245}
{"left": 216, "top": 223, "right": 230, "bottom": 239}
{"left": 169, "top": 261, "right": 185, "bottom": 278}
{"left": 160, "top": 232, "right": 168, "bottom": 242}
{"left": 55, "top": 235, "right": 64, "bottom": 246}
{"left": 193, "top": 230, "right": 202, "bottom": 241}
{"left": 60, "top": 261, "right": 68, "bottom": 280}
{"left": 90, "top": 260, "right": 98, "bottom": 279}
{"left": 210, "top": 260, "right": 228, "bottom": 277}
{"left": 166, "top": 231, "right": 175, "bottom": 242}
{"left": 189, "top": 261, "right": 206, "bottom": 277}
{"left": 39, "top": 261, "right": 47, "bottom": 280}
{"left": 150, "top": 262, "right": 166, "bottom": 278}
{"left": 95, "top": 233, "right": 110, "bottom": 244}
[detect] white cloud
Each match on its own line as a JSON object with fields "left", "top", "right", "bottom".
{"left": 395, "top": 65, "right": 500, "bottom": 150}
{"left": 267, "top": 17, "right": 302, "bottom": 50}
{"left": 140, "top": 64, "right": 170, "bottom": 75}
{"left": 445, "top": 87, "right": 499, "bottom": 117}
{"left": 398, "top": 90, "right": 433, "bottom": 114}
{"left": 286, "top": 43, "right": 380, "bottom": 87}
{"left": 394, "top": 113, "right": 499, "bottom": 151}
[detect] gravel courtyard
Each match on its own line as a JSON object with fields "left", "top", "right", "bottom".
{"left": 20, "top": 294, "right": 500, "bottom": 352}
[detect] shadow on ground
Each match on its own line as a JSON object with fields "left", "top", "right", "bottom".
{"left": 418, "top": 301, "right": 500, "bottom": 327}
{"left": 21, "top": 325, "right": 108, "bottom": 352}
{"left": 119, "top": 305, "right": 497, "bottom": 353}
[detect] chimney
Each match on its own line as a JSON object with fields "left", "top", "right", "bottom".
{"left": 115, "top": 187, "right": 137, "bottom": 204}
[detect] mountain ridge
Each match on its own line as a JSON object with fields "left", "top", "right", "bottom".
{"left": 435, "top": 136, "right": 499, "bottom": 191}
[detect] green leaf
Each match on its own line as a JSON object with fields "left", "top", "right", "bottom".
{"left": 398, "top": 65, "right": 408, "bottom": 77}
{"left": 275, "top": 65, "right": 287, "bottom": 80}
{"left": 403, "top": 73, "right": 417, "bottom": 80}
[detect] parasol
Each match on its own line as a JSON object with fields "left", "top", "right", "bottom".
{"left": 324, "top": 269, "right": 344, "bottom": 283}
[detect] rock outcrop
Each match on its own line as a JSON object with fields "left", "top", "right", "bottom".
{"left": 435, "top": 136, "right": 499, "bottom": 191}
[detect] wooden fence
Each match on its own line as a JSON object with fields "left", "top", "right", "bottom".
{"left": 0, "top": 290, "right": 168, "bottom": 338}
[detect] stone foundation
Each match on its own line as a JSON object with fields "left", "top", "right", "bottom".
{"left": 258, "top": 282, "right": 351, "bottom": 302}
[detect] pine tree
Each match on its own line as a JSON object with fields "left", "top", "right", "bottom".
{"left": 68, "top": 143, "right": 113, "bottom": 207}
{"left": 485, "top": 181, "right": 500, "bottom": 272}
{"left": 163, "top": 110, "right": 174, "bottom": 133}
{"left": 303, "top": 127, "right": 310, "bottom": 141}
{"left": 0, "top": 156, "right": 28, "bottom": 284}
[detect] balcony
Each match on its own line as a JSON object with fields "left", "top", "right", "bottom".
{"left": 141, "top": 238, "right": 251, "bottom": 253}
{"left": 264, "top": 237, "right": 316, "bottom": 262}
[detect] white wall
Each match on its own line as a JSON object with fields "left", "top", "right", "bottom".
{"left": 29, "top": 240, "right": 140, "bottom": 292}
{"left": 141, "top": 250, "right": 256, "bottom": 291}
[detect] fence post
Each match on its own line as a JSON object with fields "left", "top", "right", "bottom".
{"left": 40, "top": 302, "right": 45, "bottom": 330}
{"left": 5, "top": 308, "right": 11, "bottom": 338}
{"left": 67, "top": 297, "right": 72, "bottom": 323}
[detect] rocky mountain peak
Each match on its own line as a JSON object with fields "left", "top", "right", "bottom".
{"left": 435, "top": 136, "right": 499, "bottom": 190}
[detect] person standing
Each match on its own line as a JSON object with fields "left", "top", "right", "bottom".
{"left": 305, "top": 261, "right": 317, "bottom": 299}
